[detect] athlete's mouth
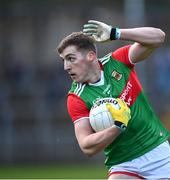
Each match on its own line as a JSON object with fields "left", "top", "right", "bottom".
{"left": 70, "top": 73, "right": 76, "bottom": 78}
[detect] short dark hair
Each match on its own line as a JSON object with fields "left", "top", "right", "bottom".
{"left": 57, "top": 32, "right": 96, "bottom": 54}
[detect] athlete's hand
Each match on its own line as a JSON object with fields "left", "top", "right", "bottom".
{"left": 106, "top": 98, "right": 131, "bottom": 131}
{"left": 83, "top": 20, "right": 112, "bottom": 42}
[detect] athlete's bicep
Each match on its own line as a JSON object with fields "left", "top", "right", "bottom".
{"left": 129, "top": 42, "right": 156, "bottom": 63}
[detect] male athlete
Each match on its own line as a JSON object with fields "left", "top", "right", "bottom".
{"left": 57, "top": 20, "right": 170, "bottom": 179}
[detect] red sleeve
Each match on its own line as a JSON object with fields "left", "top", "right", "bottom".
{"left": 67, "top": 93, "right": 90, "bottom": 123}
{"left": 112, "top": 45, "right": 134, "bottom": 68}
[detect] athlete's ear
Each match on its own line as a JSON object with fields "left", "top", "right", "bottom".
{"left": 87, "top": 51, "right": 96, "bottom": 62}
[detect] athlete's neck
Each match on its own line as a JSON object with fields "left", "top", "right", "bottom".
{"left": 87, "top": 61, "right": 101, "bottom": 83}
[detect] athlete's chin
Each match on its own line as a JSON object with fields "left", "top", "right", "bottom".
{"left": 73, "top": 79, "right": 82, "bottom": 83}
{"left": 72, "top": 78, "right": 85, "bottom": 83}
{"left": 70, "top": 75, "right": 86, "bottom": 83}
{"left": 71, "top": 76, "right": 81, "bottom": 83}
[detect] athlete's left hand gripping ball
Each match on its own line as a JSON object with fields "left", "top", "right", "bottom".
{"left": 83, "top": 20, "right": 112, "bottom": 42}
{"left": 106, "top": 98, "right": 131, "bottom": 131}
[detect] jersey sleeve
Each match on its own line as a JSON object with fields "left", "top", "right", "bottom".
{"left": 67, "top": 93, "right": 90, "bottom": 123}
{"left": 112, "top": 45, "right": 134, "bottom": 68}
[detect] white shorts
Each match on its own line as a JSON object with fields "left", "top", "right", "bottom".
{"left": 108, "top": 141, "right": 170, "bottom": 179}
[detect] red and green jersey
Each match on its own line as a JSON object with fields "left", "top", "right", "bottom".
{"left": 67, "top": 45, "right": 170, "bottom": 169}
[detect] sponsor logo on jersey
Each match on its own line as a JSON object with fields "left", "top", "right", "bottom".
{"left": 112, "top": 70, "right": 122, "bottom": 81}
{"left": 120, "top": 81, "right": 132, "bottom": 106}
{"left": 119, "top": 70, "right": 142, "bottom": 106}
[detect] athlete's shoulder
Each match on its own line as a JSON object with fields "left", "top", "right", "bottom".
{"left": 112, "top": 45, "right": 134, "bottom": 68}
{"left": 69, "top": 82, "right": 87, "bottom": 96}
{"left": 98, "top": 52, "right": 112, "bottom": 65}
{"left": 98, "top": 45, "right": 134, "bottom": 68}
{"left": 67, "top": 93, "right": 89, "bottom": 122}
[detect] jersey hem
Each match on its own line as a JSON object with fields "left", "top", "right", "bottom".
{"left": 105, "top": 136, "right": 170, "bottom": 169}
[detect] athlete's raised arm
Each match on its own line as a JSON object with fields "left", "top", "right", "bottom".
{"left": 83, "top": 20, "right": 165, "bottom": 63}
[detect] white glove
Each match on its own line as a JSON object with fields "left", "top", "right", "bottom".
{"left": 83, "top": 20, "right": 112, "bottom": 42}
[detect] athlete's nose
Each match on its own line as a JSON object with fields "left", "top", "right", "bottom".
{"left": 64, "top": 60, "right": 71, "bottom": 71}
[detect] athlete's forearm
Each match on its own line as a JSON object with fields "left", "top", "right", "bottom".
{"left": 119, "top": 27, "right": 165, "bottom": 47}
{"left": 79, "top": 126, "right": 121, "bottom": 156}
{"left": 83, "top": 20, "right": 165, "bottom": 47}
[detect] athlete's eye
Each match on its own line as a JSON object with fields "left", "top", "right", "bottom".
{"left": 67, "top": 56, "right": 76, "bottom": 62}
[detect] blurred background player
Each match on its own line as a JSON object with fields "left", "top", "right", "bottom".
{"left": 57, "top": 20, "right": 170, "bottom": 179}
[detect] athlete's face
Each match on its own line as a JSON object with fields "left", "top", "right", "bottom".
{"left": 60, "top": 45, "right": 95, "bottom": 83}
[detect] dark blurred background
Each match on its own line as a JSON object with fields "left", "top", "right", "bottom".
{"left": 0, "top": 0, "right": 170, "bottom": 167}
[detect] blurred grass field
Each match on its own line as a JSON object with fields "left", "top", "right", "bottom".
{"left": 0, "top": 164, "right": 107, "bottom": 179}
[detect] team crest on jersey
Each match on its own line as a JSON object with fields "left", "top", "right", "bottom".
{"left": 112, "top": 70, "right": 122, "bottom": 81}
